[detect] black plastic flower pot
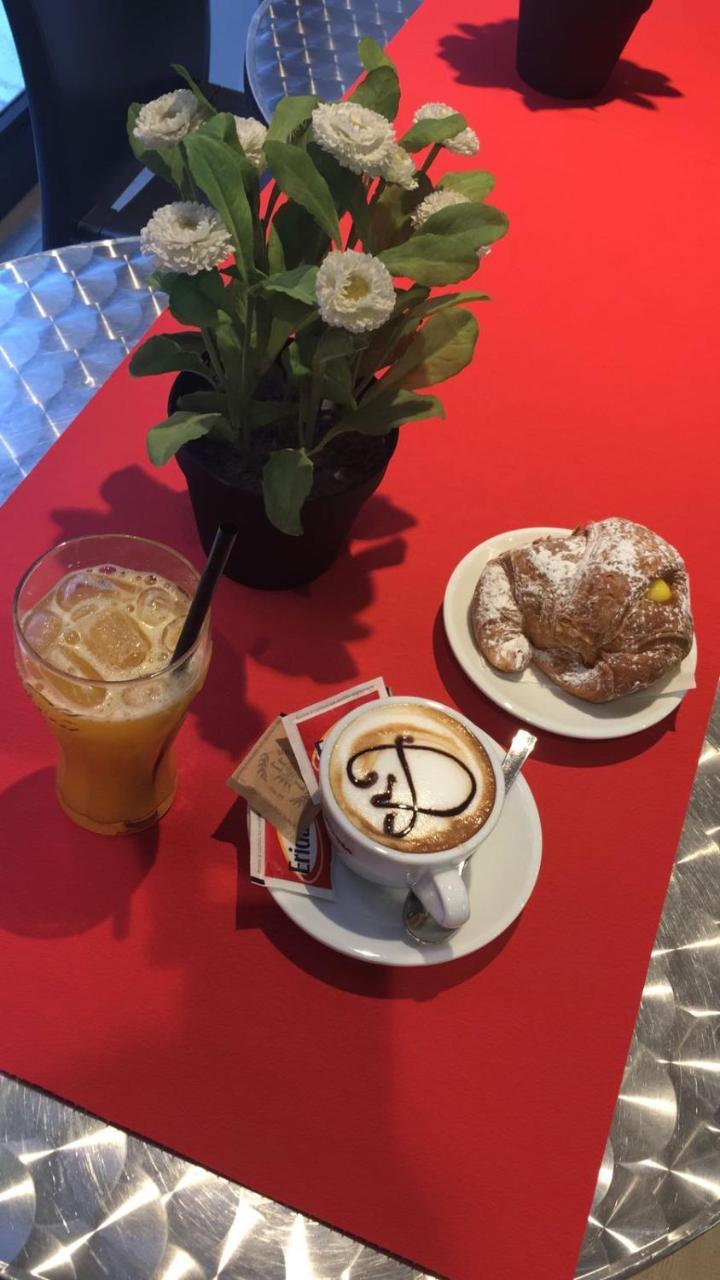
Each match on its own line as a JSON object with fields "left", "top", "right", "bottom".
{"left": 516, "top": 0, "right": 652, "bottom": 98}
{"left": 169, "top": 374, "right": 398, "bottom": 590}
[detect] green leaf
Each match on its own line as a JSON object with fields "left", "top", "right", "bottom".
{"left": 264, "top": 140, "right": 341, "bottom": 244}
{"left": 171, "top": 63, "right": 215, "bottom": 115}
{"left": 357, "top": 318, "right": 413, "bottom": 381}
{"left": 368, "top": 173, "right": 431, "bottom": 252}
{"left": 272, "top": 201, "right": 330, "bottom": 270}
{"left": 146, "top": 268, "right": 179, "bottom": 295}
{"left": 306, "top": 143, "right": 372, "bottom": 247}
{"left": 214, "top": 319, "right": 245, "bottom": 419}
{"left": 262, "top": 448, "right": 314, "bottom": 536}
{"left": 370, "top": 307, "right": 478, "bottom": 393}
{"left": 393, "top": 284, "right": 431, "bottom": 313}
{"left": 311, "top": 328, "right": 362, "bottom": 362}
{"left": 183, "top": 131, "right": 254, "bottom": 276}
{"left": 321, "top": 388, "right": 444, "bottom": 444}
{"left": 317, "top": 363, "right": 356, "bottom": 410}
{"left": 127, "top": 104, "right": 185, "bottom": 191}
{"left": 167, "top": 271, "right": 234, "bottom": 327}
{"left": 166, "top": 331, "right": 208, "bottom": 351}
{"left": 418, "top": 200, "right": 509, "bottom": 247}
{"left": 358, "top": 37, "right": 396, "bottom": 72}
{"left": 264, "top": 296, "right": 317, "bottom": 370}
{"left": 196, "top": 112, "right": 260, "bottom": 184}
{"left": 283, "top": 341, "right": 312, "bottom": 384}
{"left": 311, "top": 329, "right": 360, "bottom": 409}
{"left": 266, "top": 95, "right": 319, "bottom": 143}
{"left": 409, "top": 289, "right": 490, "bottom": 320}
{"left": 358, "top": 292, "right": 484, "bottom": 382}
{"left": 440, "top": 170, "right": 495, "bottom": 200}
{"left": 129, "top": 334, "right": 210, "bottom": 379}
{"left": 349, "top": 65, "right": 400, "bottom": 122}
{"left": 267, "top": 224, "right": 285, "bottom": 274}
{"left": 177, "top": 390, "right": 227, "bottom": 414}
{"left": 257, "top": 265, "right": 318, "bottom": 306}
{"left": 379, "top": 203, "right": 508, "bottom": 285}
{"left": 253, "top": 293, "right": 272, "bottom": 371}
{"left": 356, "top": 290, "right": 431, "bottom": 378}
{"left": 379, "top": 236, "right": 479, "bottom": 285}
{"left": 399, "top": 113, "right": 467, "bottom": 152}
{"left": 146, "top": 412, "right": 225, "bottom": 465}
{"left": 195, "top": 112, "right": 261, "bottom": 204}
{"left": 250, "top": 401, "right": 298, "bottom": 428}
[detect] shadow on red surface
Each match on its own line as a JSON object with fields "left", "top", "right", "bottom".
{"left": 49, "top": 465, "right": 417, "bottom": 690}
{"left": 216, "top": 794, "right": 522, "bottom": 1000}
{"left": 438, "top": 17, "right": 682, "bottom": 111}
{"left": 0, "top": 768, "right": 157, "bottom": 938}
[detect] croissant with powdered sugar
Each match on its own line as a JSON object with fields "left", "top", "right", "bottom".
{"left": 471, "top": 518, "right": 694, "bottom": 703}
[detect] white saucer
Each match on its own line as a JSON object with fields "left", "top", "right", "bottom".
{"left": 268, "top": 771, "right": 542, "bottom": 967}
{"left": 443, "top": 527, "right": 697, "bottom": 741}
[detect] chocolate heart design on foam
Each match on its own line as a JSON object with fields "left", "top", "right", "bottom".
{"left": 346, "top": 734, "right": 478, "bottom": 840}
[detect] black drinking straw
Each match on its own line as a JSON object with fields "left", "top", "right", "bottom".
{"left": 171, "top": 525, "right": 237, "bottom": 665}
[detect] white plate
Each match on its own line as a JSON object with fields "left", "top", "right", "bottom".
{"left": 269, "top": 767, "right": 542, "bottom": 967}
{"left": 443, "top": 527, "right": 697, "bottom": 740}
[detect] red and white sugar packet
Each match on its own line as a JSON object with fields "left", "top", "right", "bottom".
{"left": 248, "top": 808, "right": 335, "bottom": 899}
{"left": 281, "top": 677, "right": 389, "bottom": 801}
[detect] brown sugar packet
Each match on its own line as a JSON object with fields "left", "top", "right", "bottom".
{"left": 228, "top": 718, "right": 318, "bottom": 842}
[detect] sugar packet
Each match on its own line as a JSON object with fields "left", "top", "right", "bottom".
{"left": 281, "top": 677, "right": 389, "bottom": 800}
{"left": 228, "top": 717, "right": 317, "bottom": 843}
{"left": 248, "top": 808, "right": 334, "bottom": 899}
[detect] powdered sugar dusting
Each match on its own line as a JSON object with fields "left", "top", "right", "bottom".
{"left": 474, "top": 560, "right": 531, "bottom": 670}
{"left": 496, "top": 636, "right": 531, "bottom": 665}
{"left": 525, "top": 539, "right": 583, "bottom": 591}
{"left": 533, "top": 649, "right": 596, "bottom": 690}
{"left": 589, "top": 517, "right": 649, "bottom": 584}
{"left": 475, "top": 560, "right": 517, "bottom": 622}
{"left": 474, "top": 518, "right": 693, "bottom": 702}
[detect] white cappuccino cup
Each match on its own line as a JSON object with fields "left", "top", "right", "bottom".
{"left": 318, "top": 696, "right": 505, "bottom": 929}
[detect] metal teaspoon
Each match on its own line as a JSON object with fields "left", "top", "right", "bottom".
{"left": 402, "top": 729, "right": 537, "bottom": 946}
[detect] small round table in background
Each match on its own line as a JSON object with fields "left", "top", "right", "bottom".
{"left": 246, "top": 0, "right": 424, "bottom": 120}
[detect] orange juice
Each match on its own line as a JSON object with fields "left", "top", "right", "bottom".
{"left": 15, "top": 547, "right": 210, "bottom": 835}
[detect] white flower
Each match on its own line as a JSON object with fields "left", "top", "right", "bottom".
{"left": 412, "top": 188, "right": 470, "bottom": 229}
{"left": 311, "top": 102, "right": 395, "bottom": 176}
{"left": 234, "top": 116, "right": 268, "bottom": 168}
{"left": 140, "top": 202, "right": 232, "bottom": 275}
{"left": 316, "top": 250, "right": 396, "bottom": 333}
{"left": 133, "top": 89, "right": 205, "bottom": 149}
{"left": 378, "top": 144, "right": 417, "bottom": 190}
{"left": 412, "top": 102, "right": 479, "bottom": 156}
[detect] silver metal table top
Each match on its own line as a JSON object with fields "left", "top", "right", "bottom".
{"left": 246, "top": 0, "right": 424, "bottom": 122}
{"left": 2, "top": 243, "right": 720, "bottom": 1280}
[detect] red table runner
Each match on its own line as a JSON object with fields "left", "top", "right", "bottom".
{"left": 2, "top": 0, "right": 719, "bottom": 1276}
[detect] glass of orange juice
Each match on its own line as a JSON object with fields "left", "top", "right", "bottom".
{"left": 13, "top": 534, "right": 211, "bottom": 835}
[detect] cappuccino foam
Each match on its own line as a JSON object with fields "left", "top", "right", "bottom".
{"left": 328, "top": 702, "right": 496, "bottom": 853}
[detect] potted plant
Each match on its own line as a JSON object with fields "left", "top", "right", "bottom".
{"left": 516, "top": 0, "right": 653, "bottom": 98}
{"left": 127, "top": 40, "right": 508, "bottom": 589}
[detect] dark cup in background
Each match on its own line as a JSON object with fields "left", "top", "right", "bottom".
{"left": 516, "top": 0, "right": 653, "bottom": 98}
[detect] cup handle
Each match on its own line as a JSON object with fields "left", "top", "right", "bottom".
{"left": 409, "top": 866, "right": 470, "bottom": 930}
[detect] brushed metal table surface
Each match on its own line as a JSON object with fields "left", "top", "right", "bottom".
{"left": 246, "top": 0, "right": 424, "bottom": 122}
{"left": 2, "top": 240, "right": 720, "bottom": 1280}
